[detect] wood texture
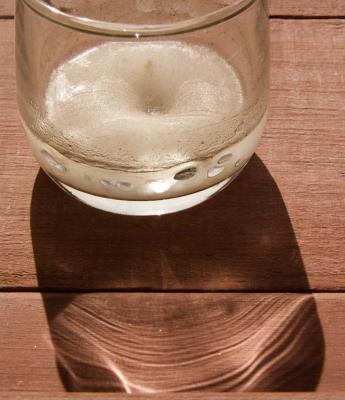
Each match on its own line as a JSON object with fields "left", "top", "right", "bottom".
{"left": 1, "top": 5, "right": 345, "bottom": 398}
{"left": 0, "top": 1, "right": 13, "bottom": 17}
{"left": 0, "top": 19, "right": 345, "bottom": 290}
{"left": 271, "top": 1, "right": 345, "bottom": 17}
{"left": 0, "top": 293, "right": 344, "bottom": 393}
{"left": 2, "top": 1, "right": 345, "bottom": 18}
{"left": 1, "top": 393, "right": 345, "bottom": 400}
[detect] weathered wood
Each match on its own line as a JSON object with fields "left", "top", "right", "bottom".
{"left": 1, "top": 0, "right": 345, "bottom": 18}
{"left": 1, "top": 393, "right": 344, "bottom": 400}
{"left": 2, "top": 5, "right": 345, "bottom": 398}
{"left": 0, "top": 1, "right": 12, "bottom": 17}
{"left": 0, "top": 19, "right": 344, "bottom": 290}
{"left": 0, "top": 293, "right": 344, "bottom": 392}
{"left": 271, "top": 0, "right": 345, "bottom": 17}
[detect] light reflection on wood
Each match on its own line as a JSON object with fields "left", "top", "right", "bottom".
{"left": 45, "top": 293, "right": 324, "bottom": 393}
{"left": 30, "top": 155, "right": 324, "bottom": 392}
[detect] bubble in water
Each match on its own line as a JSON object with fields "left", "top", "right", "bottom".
{"left": 148, "top": 180, "right": 171, "bottom": 194}
{"left": 174, "top": 167, "right": 197, "bottom": 181}
{"left": 218, "top": 153, "right": 233, "bottom": 165}
{"left": 55, "top": 164, "right": 67, "bottom": 173}
{"left": 235, "top": 158, "right": 250, "bottom": 169}
{"left": 117, "top": 182, "right": 133, "bottom": 191}
{"left": 101, "top": 179, "right": 114, "bottom": 188}
{"left": 41, "top": 150, "right": 66, "bottom": 173}
{"left": 208, "top": 166, "right": 224, "bottom": 178}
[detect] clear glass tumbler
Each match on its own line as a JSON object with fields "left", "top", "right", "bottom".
{"left": 16, "top": 0, "right": 269, "bottom": 216}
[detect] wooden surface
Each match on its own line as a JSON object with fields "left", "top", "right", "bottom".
{"left": 1, "top": 293, "right": 345, "bottom": 393}
{"left": 2, "top": 1, "right": 345, "bottom": 18}
{"left": 1, "top": 394, "right": 345, "bottom": 400}
{"left": 271, "top": 1, "right": 345, "bottom": 17}
{"left": 2, "top": 394, "right": 345, "bottom": 400}
{"left": 1, "top": 1, "right": 345, "bottom": 399}
{"left": 1, "top": 18, "right": 344, "bottom": 291}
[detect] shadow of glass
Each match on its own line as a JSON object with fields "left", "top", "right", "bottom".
{"left": 30, "top": 155, "right": 325, "bottom": 393}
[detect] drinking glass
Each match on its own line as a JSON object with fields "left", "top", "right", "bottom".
{"left": 16, "top": 0, "right": 270, "bottom": 216}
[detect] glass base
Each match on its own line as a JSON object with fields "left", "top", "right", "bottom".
{"left": 55, "top": 177, "right": 234, "bottom": 216}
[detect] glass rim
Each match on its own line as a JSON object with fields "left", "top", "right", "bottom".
{"left": 21, "top": 0, "right": 257, "bottom": 37}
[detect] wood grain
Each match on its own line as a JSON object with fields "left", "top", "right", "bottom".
{"left": 0, "top": 293, "right": 344, "bottom": 393}
{"left": 1, "top": 393, "right": 345, "bottom": 400}
{"left": 2, "top": 1, "right": 345, "bottom": 17}
{"left": 0, "top": 1, "right": 13, "bottom": 17}
{"left": 2, "top": 6, "right": 345, "bottom": 398}
{"left": 0, "top": 19, "right": 344, "bottom": 290}
{"left": 271, "top": 1, "right": 345, "bottom": 17}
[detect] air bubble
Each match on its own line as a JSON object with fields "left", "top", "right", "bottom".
{"left": 41, "top": 150, "right": 66, "bottom": 173}
{"left": 208, "top": 166, "right": 224, "bottom": 178}
{"left": 55, "top": 164, "right": 66, "bottom": 173}
{"left": 117, "top": 182, "right": 133, "bottom": 191}
{"left": 101, "top": 179, "right": 113, "bottom": 188}
{"left": 174, "top": 167, "right": 197, "bottom": 181}
{"left": 218, "top": 153, "right": 233, "bottom": 165}
{"left": 235, "top": 158, "right": 250, "bottom": 169}
{"left": 148, "top": 180, "right": 171, "bottom": 193}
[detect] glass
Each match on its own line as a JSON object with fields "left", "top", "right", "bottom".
{"left": 16, "top": 0, "right": 269, "bottom": 216}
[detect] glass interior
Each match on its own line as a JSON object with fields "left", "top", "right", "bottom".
{"left": 16, "top": 0, "right": 269, "bottom": 214}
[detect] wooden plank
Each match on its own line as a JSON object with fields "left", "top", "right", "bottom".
{"left": 0, "top": 293, "right": 344, "bottom": 393}
{"left": 0, "top": 1, "right": 13, "bottom": 17}
{"left": 2, "top": 1, "right": 345, "bottom": 18}
{"left": 1, "top": 393, "right": 345, "bottom": 400}
{"left": 0, "top": 19, "right": 345, "bottom": 290}
{"left": 271, "top": 1, "right": 345, "bottom": 17}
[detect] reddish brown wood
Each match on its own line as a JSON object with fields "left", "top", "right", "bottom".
{"left": 2, "top": 1, "right": 345, "bottom": 17}
{"left": 271, "top": 1, "right": 345, "bottom": 17}
{"left": 0, "top": 293, "right": 344, "bottom": 393}
{"left": 0, "top": 1, "right": 12, "bottom": 16}
{"left": 1, "top": 6, "right": 345, "bottom": 398}
{"left": 0, "top": 19, "right": 344, "bottom": 290}
{"left": 1, "top": 393, "right": 344, "bottom": 400}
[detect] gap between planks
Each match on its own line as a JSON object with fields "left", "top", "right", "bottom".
{"left": 1, "top": 19, "right": 345, "bottom": 292}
